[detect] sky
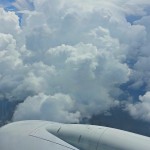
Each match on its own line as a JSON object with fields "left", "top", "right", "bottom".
{"left": 0, "top": 0, "right": 150, "bottom": 131}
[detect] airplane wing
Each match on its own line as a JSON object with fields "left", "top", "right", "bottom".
{"left": 1, "top": 120, "right": 150, "bottom": 150}
{"left": 0, "top": 121, "right": 79, "bottom": 150}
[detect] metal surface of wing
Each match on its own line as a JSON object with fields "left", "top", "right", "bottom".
{"left": 0, "top": 120, "right": 150, "bottom": 150}
{"left": 0, "top": 121, "right": 79, "bottom": 150}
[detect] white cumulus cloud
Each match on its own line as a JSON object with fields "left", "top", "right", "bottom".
{"left": 126, "top": 92, "right": 150, "bottom": 122}
{"left": 13, "top": 93, "right": 80, "bottom": 123}
{"left": 0, "top": 0, "right": 150, "bottom": 123}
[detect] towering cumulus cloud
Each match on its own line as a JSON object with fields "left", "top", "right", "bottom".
{"left": 0, "top": 0, "right": 150, "bottom": 123}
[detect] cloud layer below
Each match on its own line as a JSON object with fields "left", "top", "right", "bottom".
{"left": 0, "top": 0, "right": 150, "bottom": 123}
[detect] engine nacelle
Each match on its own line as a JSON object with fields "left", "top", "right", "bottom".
{"left": 47, "top": 123, "right": 150, "bottom": 150}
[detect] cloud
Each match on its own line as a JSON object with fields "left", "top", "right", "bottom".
{"left": 126, "top": 92, "right": 150, "bottom": 122}
{"left": 0, "top": 33, "right": 23, "bottom": 100}
{"left": 0, "top": 0, "right": 150, "bottom": 123}
{"left": 13, "top": 0, "right": 34, "bottom": 11}
{"left": 0, "top": 8, "right": 21, "bottom": 35}
{"left": 13, "top": 93, "right": 80, "bottom": 123}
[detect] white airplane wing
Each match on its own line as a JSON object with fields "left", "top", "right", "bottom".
{"left": 0, "top": 121, "right": 79, "bottom": 150}
{"left": 1, "top": 120, "right": 150, "bottom": 150}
